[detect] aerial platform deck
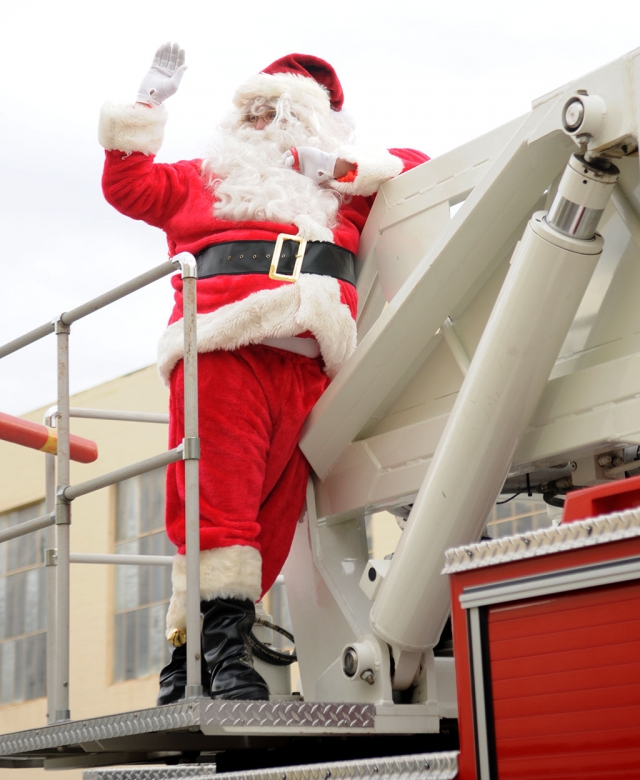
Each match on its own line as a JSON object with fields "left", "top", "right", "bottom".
{"left": 0, "top": 699, "right": 454, "bottom": 772}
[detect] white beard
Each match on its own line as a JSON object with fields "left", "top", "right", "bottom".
{"left": 202, "top": 105, "right": 354, "bottom": 242}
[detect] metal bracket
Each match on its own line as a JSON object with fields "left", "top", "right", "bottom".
{"left": 54, "top": 320, "right": 70, "bottom": 335}
{"left": 175, "top": 252, "right": 198, "bottom": 279}
{"left": 55, "top": 491, "right": 71, "bottom": 524}
{"left": 185, "top": 685, "right": 204, "bottom": 700}
{"left": 182, "top": 437, "right": 201, "bottom": 460}
{"left": 44, "top": 405, "right": 59, "bottom": 428}
{"left": 44, "top": 548, "right": 58, "bottom": 566}
{"left": 54, "top": 709, "right": 71, "bottom": 723}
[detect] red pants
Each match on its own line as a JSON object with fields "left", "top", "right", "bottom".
{"left": 166, "top": 344, "right": 330, "bottom": 596}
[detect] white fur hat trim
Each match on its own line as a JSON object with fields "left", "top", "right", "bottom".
{"left": 234, "top": 72, "right": 332, "bottom": 116}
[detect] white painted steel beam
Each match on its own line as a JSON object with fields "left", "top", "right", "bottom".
{"left": 301, "top": 48, "right": 640, "bottom": 487}
{"left": 354, "top": 116, "right": 524, "bottom": 333}
{"left": 301, "top": 114, "right": 574, "bottom": 480}
{"left": 313, "top": 333, "right": 640, "bottom": 519}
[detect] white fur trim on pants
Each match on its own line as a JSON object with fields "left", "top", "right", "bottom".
{"left": 157, "top": 274, "right": 357, "bottom": 384}
{"left": 329, "top": 146, "right": 404, "bottom": 197}
{"left": 98, "top": 102, "right": 168, "bottom": 156}
{"left": 165, "top": 547, "right": 263, "bottom": 641}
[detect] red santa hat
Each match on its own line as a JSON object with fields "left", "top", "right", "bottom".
{"left": 233, "top": 53, "right": 344, "bottom": 115}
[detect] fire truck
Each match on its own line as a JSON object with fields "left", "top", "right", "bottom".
{"left": 1, "top": 47, "right": 640, "bottom": 780}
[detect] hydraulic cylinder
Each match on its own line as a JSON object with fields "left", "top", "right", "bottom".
{"left": 370, "top": 155, "right": 619, "bottom": 685}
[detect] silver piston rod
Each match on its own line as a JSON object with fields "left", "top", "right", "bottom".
{"left": 546, "top": 154, "right": 619, "bottom": 239}
{"left": 370, "top": 154, "right": 619, "bottom": 688}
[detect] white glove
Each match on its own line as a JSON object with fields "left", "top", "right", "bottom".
{"left": 283, "top": 146, "right": 338, "bottom": 185}
{"left": 136, "top": 42, "right": 187, "bottom": 107}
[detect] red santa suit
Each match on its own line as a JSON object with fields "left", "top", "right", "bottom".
{"left": 99, "top": 54, "right": 428, "bottom": 643}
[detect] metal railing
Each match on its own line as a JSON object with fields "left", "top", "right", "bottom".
{"left": 0, "top": 253, "right": 203, "bottom": 723}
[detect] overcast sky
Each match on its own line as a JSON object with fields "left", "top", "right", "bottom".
{"left": 1, "top": 0, "right": 639, "bottom": 417}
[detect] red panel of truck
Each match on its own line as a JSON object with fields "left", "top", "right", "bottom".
{"left": 449, "top": 528, "right": 640, "bottom": 780}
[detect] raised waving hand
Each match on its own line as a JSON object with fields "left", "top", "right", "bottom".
{"left": 136, "top": 42, "right": 187, "bottom": 107}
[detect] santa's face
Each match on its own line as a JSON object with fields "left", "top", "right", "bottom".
{"left": 201, "top": 94, "right": 354, "bottom": 241}
{"left": 232, "top": 97, "right": 319, "bottom": 154}
{"left": 237, "top": 97, "right": 289, "bottom": 139}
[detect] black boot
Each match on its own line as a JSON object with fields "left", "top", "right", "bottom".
{"left": 157, "top": 642, "right": 211, "bottom": 706}
{"left": 201, "top": 598, "right": 270, "bottom": 701}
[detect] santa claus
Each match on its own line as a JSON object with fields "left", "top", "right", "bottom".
{"left": 99, "top": 43, "right": 428, "bottom": 704}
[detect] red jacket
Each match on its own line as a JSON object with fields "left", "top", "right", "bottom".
{"left": 99, "top": 103, "right": 429, "bottom": 380}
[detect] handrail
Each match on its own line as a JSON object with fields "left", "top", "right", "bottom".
{"left": 0, "top": 511, "right": 56, "bottom": 544}
{"left": 0, "top": 258, "right": 180, "bottom": 359}
{"left": 62, "top": 446, "right": 184, "bottom": 501}
{"left": 0, "top": 252, "right": 199, "bottom": 724}
{"left": 44, "top": 406, "right": 169, "bottom": 427}
{"left": 0, "top": 321, "right": 56, "bottom": 359}
{"left": 68, "top": 408, "right": 169, "bottom": 424}
{"left": 60, "top": 259, "right": 181, "bottom": 326}
{"left": 70, "top": 553, "right": 173, "bottom": 566}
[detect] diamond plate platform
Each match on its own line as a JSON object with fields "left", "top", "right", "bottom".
{"left": 443, "top": 506, "right": 640, "bottom": 573}
{"left": 83, "top": 751, "right": 459, "bottom": 780}
{"left": 0, "top": 700, "right": 389, "bottom": 769}
{"left": 199, "top": 700, "right": 375, "bottom": 730}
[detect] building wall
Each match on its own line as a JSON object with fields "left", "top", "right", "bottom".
{"left": 0, "top": 365, "right": 170, "bottom": 780}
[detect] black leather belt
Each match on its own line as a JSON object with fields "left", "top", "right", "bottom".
{"left": 195, "top": 237, "right": 356, "bottom": 286}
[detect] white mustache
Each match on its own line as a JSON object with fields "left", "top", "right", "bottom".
{"left": 199, "top": 103, "right": 355, "bottom": 240}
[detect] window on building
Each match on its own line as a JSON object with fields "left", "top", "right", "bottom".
{"left": 0, "top": 502, "right": 47, "bottom": 704}
{"left": 113, "top": 468, "right": 173, "bottom": 682}
{"left": 485, "top": 497, "right": 552, "bottom": 539}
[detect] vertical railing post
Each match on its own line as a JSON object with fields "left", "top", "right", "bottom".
{"left": 179, "top": 254, "right": 203, "bottom": 698}
{"left": 54, "top": 320, "right": 71, "bottom": 721}
{"left": 44, "top": 430, "right": 57, "bottom": 724}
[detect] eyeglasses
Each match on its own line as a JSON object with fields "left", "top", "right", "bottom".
{"left": 242, "top": 109, "right": 277, "bottom": 126}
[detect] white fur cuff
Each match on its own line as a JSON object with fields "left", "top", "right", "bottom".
{"left": 330, "top": 146, "right": 404, "bottom": 197}
{"left": 98, "top": 102, "right": 168, "bottom": 155}
{"left": 165, "top": 547, "right": 263, "bottom": 641}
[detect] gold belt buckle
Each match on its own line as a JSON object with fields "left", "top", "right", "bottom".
{"left": 269, "top": 234, "right": 308, "bottom": 283}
